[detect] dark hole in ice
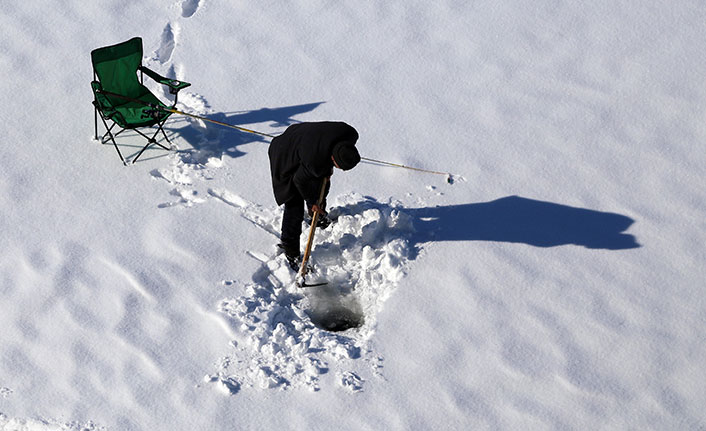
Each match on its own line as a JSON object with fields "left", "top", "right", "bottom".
{"left": 310, "top": 306, "right": 364, "bottom": 332}
{"left": 307, "top": 284, "right": 364, "bottom": 332}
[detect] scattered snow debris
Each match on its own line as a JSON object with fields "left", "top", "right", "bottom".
{"left": 218, "top": 377, "right": 242, "bottom": 395}
{"left": 206, "top": 156, "right": 224, "bottom": 168}
{"left": 153, "top": 164, "right": 194, "bottom": 186}
{"left": 338, "top": 371, "right": 364, "bottom": 393}
{"left": 213, "top": 193, "right": 414, "bottom": 392}
{"left": 371, "top": 356, "right": 385, "bottom": 378}
{"left": 0, "top": 413, "right": 105, "bottom": 431}
{"left": 0, "top": 387, "right": 11, "bottom": 398}
{"left": 204, "top": 371, "right": 241, "bottom": 396}
{"left": 178, "top": 92, "right": 211, "bottom": 116}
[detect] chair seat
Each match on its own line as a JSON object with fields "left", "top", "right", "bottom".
{"left": 111, "top": 90, "right": 171, "bottom": 128}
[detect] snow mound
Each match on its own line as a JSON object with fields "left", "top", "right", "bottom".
{"left": 209, "top": 194, "right": 414, "bottom": 392}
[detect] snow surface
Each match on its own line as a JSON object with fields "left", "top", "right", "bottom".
{"left": 1, "top": 0, "right": 706, "bottom": 429}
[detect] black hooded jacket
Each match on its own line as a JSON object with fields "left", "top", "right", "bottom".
{"left": 268, "top": 122, "right": 359, "bottom": 206}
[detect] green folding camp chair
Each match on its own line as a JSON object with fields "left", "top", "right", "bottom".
{"left": 91, "top": 37, "right": 191, "bottom": 165}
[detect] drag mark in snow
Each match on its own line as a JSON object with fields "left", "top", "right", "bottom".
{"left": 208, "top": 188, "right": 281, "bottom": 238}
{"left": 210, "top": 193, "right": 414, "bottom": 393}
{"left": 181, "top": 0, "right": 202, "bottom": 18}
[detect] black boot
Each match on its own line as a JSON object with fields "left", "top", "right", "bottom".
{"left": 277, "top": 243, "right": 300, "bottom": 271}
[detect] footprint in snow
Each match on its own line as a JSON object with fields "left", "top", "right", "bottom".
{"left": 155, "top": 22, "right": 177, "bottom": 64}
{"left": 181, "top": 0, "right": 202, "bottom": 18}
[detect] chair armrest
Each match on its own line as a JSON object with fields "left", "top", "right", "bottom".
{"left": 91, "top": 81, "right": 117, "bottom": 116}
{"left": 139, "top": 66, "right": 191, "bottom": 94}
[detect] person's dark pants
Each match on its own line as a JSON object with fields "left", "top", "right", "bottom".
{"left": 280, "top": 184, "right": 330, "bottom": 257}
{"left": 281, "top": 194, "right": 305, "bottom": 257}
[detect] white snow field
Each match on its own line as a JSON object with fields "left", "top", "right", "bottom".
{"left": 1, "top": 0, "right": 706, "bottom": 429}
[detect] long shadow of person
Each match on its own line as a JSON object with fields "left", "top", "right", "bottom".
{"left": 307, "top": 195, "right": 639, "bottom": 332}
{"left": 409, "top": 196, "right": 640, "bottom": 250}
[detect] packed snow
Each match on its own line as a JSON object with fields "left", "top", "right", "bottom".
{"left": 1, "top": 0, "right": 705, "bottom": 429}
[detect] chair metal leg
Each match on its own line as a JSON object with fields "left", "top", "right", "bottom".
{"left": 132, "top": 127, "right": 169, "bottom": 164}
{"left": 95, "top": 112, "right": 175, "bottom": 165}
{"left": 158, "top": 122, "right": 175, "bottom": 149}
{"left": 98, "top": 115, "right": 126, "bottom": 165}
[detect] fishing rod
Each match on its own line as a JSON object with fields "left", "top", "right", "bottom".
{"left": 96, "top": 89, "right": 276, "bottom": 138}
{"left": 360, "top": 157, "right": 453, "bottom": 182}
{"left": 163, "top": 108, "right": 276, "bottom": 138}
{"left": 96, "top": 89, "right": 454, "bottom": 180}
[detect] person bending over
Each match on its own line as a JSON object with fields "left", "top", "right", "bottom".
{"left": 268, "top": 121, "right": 360, "bottom": 269}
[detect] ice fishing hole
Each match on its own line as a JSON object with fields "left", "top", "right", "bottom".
{"left": 307, "top": 285, "right": 364, "bottom": 332}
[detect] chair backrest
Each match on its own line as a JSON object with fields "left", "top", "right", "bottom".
{"left": 91, "top": 37, "right": 144, "bottom": 99}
